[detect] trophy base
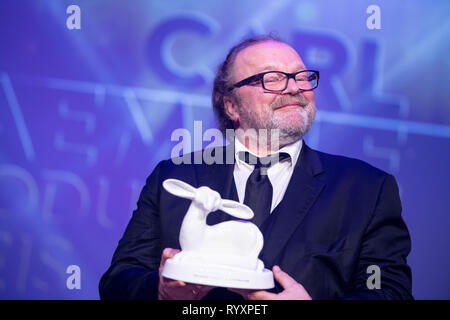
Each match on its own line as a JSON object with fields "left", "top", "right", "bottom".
{"left": 162, "top": 258, "right": 275, "bottom": 289}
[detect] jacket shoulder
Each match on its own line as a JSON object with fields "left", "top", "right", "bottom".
{"left": 314, "top": 149, "right": 390, "bottom": 180}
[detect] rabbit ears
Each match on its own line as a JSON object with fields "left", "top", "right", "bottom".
{"left": 162, "top": 178, "right": 197, "bottom": 200}
{"left": 162, "top": 179, "right": 254, "bottom": 220}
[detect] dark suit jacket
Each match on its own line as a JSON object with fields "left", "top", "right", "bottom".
{"left": 99, "top": 143, "right": 413, "bottom": 300}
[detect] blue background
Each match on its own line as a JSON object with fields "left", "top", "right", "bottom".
{"left": 0, "top": 0, "right": 449, "bottom": 299}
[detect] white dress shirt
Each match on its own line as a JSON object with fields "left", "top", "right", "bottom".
{"left": 233, "top": 138, "right": 303, "bottom": 213}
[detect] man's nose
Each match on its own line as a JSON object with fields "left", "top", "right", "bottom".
{"left": 283, "top": 78, "right": 301, "bottom": 94}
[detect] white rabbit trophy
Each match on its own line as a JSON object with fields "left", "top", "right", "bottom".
{"left": 161, "top": 179, "right": 274, "bottom": 289}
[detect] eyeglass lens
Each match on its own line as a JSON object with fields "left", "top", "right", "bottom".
{"left": 263, "top": 71, "right": 317, "bottom": 91}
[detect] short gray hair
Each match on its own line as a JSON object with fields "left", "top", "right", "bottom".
{"left": 212, "top": 34, "right": 284, "bottom": 134}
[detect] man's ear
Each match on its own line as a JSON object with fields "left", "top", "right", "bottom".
{"left": 223, "top": 96, "right": 239, "bottom": 122}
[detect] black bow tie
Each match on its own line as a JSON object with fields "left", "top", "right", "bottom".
{"left": 238, "top": 151, "right": 290, "bottom": 175}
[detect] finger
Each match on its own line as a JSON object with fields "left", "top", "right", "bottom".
{"left": 272, "top": 265, "right": 297, "bottom": 289}
{"left": 187, "top": 284, "right": 215, "bottom": 299}
{"left": 186, "top": 282, "right": 215, "bottom": 296}
{"left": 183, "top": 283, "right": 211, "bottom": 291}
{"left": 248, "top": 290, "right": 278, "bottom": 300}
{"left": 194, "top": 284, "right": 215, "bottom": 292}
{"left": 159, "top": 248, "right": 183, "bottom": 286}
{"left": 162, "top": 248, "right": 180, "bottom": 260}
{"left": 163, "top": 278, "right": 186, "bottom": 287}
{"left": 159, "top": 248, "right": 180, "bottom": 268}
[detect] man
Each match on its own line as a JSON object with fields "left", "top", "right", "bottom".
{"left": 99, "top": 35, "right": 413, "bottom": 300}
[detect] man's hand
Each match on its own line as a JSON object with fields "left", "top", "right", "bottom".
{"left": 158, "top": 248, "right": 214, "bottom": 300}
{"left": 230, "top": 265, "right": 312, "bottom": 300}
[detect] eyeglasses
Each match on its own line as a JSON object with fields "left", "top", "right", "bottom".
{"left": 228, "top": 70, "right": 319, "bottom": 92}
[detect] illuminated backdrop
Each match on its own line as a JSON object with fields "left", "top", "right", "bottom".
{"left": 0, "top": 0, "right": 449, "bottom": 299}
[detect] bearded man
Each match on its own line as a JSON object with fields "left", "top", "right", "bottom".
{"left": 99, "top": 35, "right": 413, "bottom": 300}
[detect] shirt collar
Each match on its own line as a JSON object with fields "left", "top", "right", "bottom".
{"left": 234, "top": 137, "right": 303, "bottom": 169}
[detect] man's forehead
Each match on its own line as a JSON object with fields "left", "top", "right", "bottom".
{"left": 233, "top": 41, "right": 305, "bottom": 76}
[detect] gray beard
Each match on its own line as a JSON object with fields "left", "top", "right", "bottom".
{"left": 236, "top": 98, "right": 315, "bottom": 147}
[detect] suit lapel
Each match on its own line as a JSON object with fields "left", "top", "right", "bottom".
{"left": 195, "top": 145, "right": 238, "bottom": 225}
{"left": 260, "top": 143, "right": 326, "bottom": 266}
{"left": 195, "top": 145, "right": 236, "bottom": 198}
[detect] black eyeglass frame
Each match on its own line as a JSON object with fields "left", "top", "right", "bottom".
{"left": 228, "top": 70, "right": 320, "bottom": 92}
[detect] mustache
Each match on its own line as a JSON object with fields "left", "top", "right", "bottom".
{"left": 270, "top": 93, "right": 309, "bottom": 110}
